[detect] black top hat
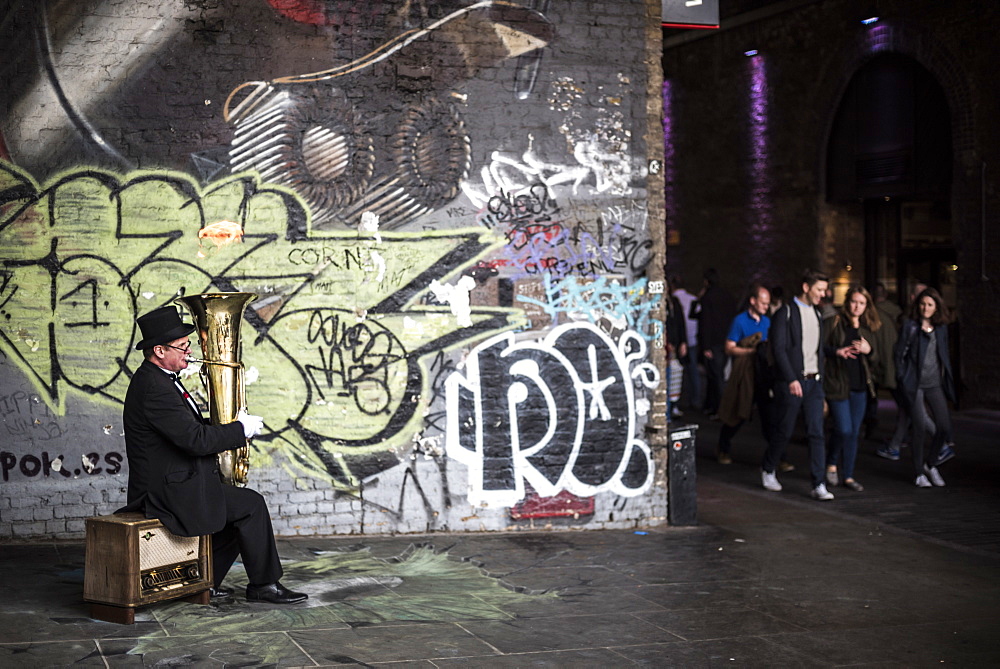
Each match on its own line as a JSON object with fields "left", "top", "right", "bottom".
{"left": 134, "top": 306, "right": 196, "bottom": 350}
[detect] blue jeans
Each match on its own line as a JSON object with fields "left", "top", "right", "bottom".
{"left": 827, "top": 391, "right": 867, "bottom": 481}
{"left": 763, "top": 377, "right": 826, "bottom": 488}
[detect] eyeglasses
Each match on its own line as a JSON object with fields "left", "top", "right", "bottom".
{"left": 162, "top": 342, "right": 192, "bottom": 354}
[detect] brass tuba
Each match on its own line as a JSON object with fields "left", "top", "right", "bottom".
{"left": 175, "top": 292, "right": 258, "bottom": 487}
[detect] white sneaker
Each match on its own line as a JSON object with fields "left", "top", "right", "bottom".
{"left": 923, "top": 465, "right": 946, "bottom": 487}
{"left": 761, "top": 470, "right": 782, "bottom": 492}
{"left": 810, "top": 483, "right": 834, "bottom": 501}
{"left": 915, "top": 474, "right": 933, "bottom": 488}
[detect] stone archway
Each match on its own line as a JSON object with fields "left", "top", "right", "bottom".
{"left": 815, "top": 19, "right": 980, "bottom": 402}
{"left": 824, "top": 52, "right": 953, "bottom": 308}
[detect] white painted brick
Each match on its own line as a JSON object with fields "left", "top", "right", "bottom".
{"left": 10, "top": 495, "right": 41, "bottom": 509}
{"left": 13, "top": 521, "right": 46, "bottom": 537}
{"left": 5, "top": 508, "right": 35, "bottom": 522}
{"left": 315, "top": 502, "right": 335, "bottom": 515}
{"left": 60, "top": 492, "right": 83, "bottom": 506}
{"left": 286, "top": 491, "right": 322, "bottom": 504}
{"left": 267, "top": 495, "right": 290, "bottom": 509}
{"left": 94, "top": 503, "right": 120, "bottom": 516}
{"left": 295, "top": 503, "right": 318, "bottom": 516}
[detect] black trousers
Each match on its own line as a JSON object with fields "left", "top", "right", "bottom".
{"left": 718, "top": 386, "right": 776, "bottom": 455}
{"left": 211, "top": 486, "right": 283, "bottom": 587}
{"left": 763, "top": 377, "right": 826, "bottom": 487}
{"left": 703, "top": 345, "right": 727, "bottom": 414}
{"left": 910, "top": 386, "right": 952, "bottom": 478}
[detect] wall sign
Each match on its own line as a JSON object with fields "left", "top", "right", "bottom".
{"left": 662, "top": 0, "right": 719, "bottom": 29}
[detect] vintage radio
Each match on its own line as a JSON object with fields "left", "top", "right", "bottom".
{"left": 84, "top": 513, "right": 212, "bottom": 624}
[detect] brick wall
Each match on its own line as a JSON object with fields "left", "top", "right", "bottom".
{"left": 0, "top": 0, "right": 669, "bottom": 539}
{"left": 663, "top": 0, "right": 1000, "bottom": 406}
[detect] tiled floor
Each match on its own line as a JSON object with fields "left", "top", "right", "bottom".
{"left": 1, "top": 407, "right": 998, "bottom": 666}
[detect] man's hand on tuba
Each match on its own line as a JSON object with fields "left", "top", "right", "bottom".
{"left": 237, "top": 410, "right": 264, "bottom": 439}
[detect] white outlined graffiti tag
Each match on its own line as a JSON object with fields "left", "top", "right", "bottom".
{"left": 445, "top": 322, "right": 659, "bottom": 507}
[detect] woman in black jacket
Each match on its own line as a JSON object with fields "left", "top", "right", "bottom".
{"left": 894, "top": 288, "right": 955, "bottom": 487}
{"left": 823, "top": 285, "right": 880, "bottom": 492}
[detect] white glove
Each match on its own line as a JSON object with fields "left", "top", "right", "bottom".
{"left": 236, "top": 410, "right": 264, "bottom": 439}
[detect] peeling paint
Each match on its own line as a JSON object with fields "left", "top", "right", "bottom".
{"left": 411, "top": 431, "right": 444, "bottom": 459}
{"left": 199, "top": 220, "right": 244, "bottom": 249}
{"left": 402, "top": 316, "right": 424, "bottom": 337}
{"left": 429, "top": 275, "right": 476, "bottom": 327}
{"left": 359, "top": 211, "right": 383, "bottom": 244}
{"left": 369, "top": 249, "right": 387, "bottom": 283}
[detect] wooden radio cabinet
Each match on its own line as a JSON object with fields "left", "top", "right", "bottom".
{"left": 84, "top": 513, "right": 212, "bottom": 624}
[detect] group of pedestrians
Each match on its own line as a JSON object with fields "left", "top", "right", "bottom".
{"left": 669, "top": 269, "right": 957, "bottom": 499}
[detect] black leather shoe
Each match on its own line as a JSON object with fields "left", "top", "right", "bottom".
{"left": 246, "top": 581, "right": 308, "bottom": 604}
{"left": 210, "top": 586, "right": 233, "bottom": 599}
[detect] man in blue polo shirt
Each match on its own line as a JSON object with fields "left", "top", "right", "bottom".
{"left": 716, "top": 284, "right": 772, "bottom": 463}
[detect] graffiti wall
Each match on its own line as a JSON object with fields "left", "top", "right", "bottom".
{"left": 0, "top": 0, "right": 666, "bottom": 538}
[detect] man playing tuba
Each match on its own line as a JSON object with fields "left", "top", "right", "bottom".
{"left": 118, "top": 304, "right": 307, "bottom": 604}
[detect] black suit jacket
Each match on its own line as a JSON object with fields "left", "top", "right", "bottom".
{"left": 119, "top": 359, "right": 246, "bottom": 537}
{"left": 770, "top": 301, "right": 826, "bottom": 385}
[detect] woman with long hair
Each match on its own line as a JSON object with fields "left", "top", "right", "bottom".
{"left": 823, "top": 285, "right": 881, "bottom": 492}
{"left": 894, "top": 287, "right": 955, "bottom": 487}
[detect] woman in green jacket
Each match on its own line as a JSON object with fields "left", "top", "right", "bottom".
{"left": 823, "top": 285, "right": 881, "bottom": 491}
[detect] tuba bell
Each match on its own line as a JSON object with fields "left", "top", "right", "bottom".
{"left": 175, "top": 292, "right": 258, "bottom": 487}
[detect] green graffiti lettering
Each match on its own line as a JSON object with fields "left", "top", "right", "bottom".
{"left": 0, "top": 160, "right": 524, "bottom": 489}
